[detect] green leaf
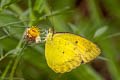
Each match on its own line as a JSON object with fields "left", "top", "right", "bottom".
{"left": 99, "top": 40, "right": 120, "bottom": 80}
{"left": 0, "top": 35, "right": 9, "bottom": 40}
{"left": 0, "top": 13, "right": 23, "bottom": 27}
{"left": 0, "top": 0, "right": 19, "bottom": 10}
{"left": 1, "top": 60, "right": 13, "bottom": 80}
{"left": 87, "top": 0, "right": 103, "bottom": 27}
{"left": 0, "top": 45, "right": 3, "bottom": 57}
{"left": 43, "top": 2, "right": 70, "bottom": 31}
{"left": 103, "top": 32, "right": 120, "bottom": 40}
{"left": 9, "top": 4, "right": 23, "bottom": 15}
{"left": 34, "top": 0, "right": 45, "bottom": 13}
{"left": 94, "top": 26, "right": 108, "bottom": 38}
{"left": 68, "top": 23, "right": 77, "bottom": 33}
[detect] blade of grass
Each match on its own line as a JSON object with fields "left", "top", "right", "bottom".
{"left": 0, "top": 0, "right": 10, "bottom": 11}
{"left": 94, "top": 26, "right": 108, "bottom": 38}
{"left": 68, "top": 23, "right": 78, "bottom": 33}
{"left": 0, "top": 35, "right": 9, "bottom": 40}
{"left": 1, "top": 60, "right": 13, "bottom": 80}
{"left": 0, "top": 0, "right": 19, "bottom": 11}
{"left": 0, "top": 45, "right": 3, "bottom": 57}
{"left": 0, "top": 8, "right": 70, "bottom": 29}
{"left": 9, "top": 4, "right": 23, "bottom": 15}
{"left": 97, "top": 56, "right": 109, "bottom": 61}
{"left": 9, "top": 31, "right": 26, "bottom": 80}
{"left": 87, "top": 0, "right": 103, "bottom": 27}
{"left": 99, "top": 39, "right": 120, "bottom": 80}
{"left": 43, "top": 0, "right": 70, "bottom": 31}
{"left": 28, "top": 0, "right": 35, "bottom": 25}
{"left": 0, "top": 20, "right": 27, "bottom": 28}
{"left": 39, "top": 7, "right": 70, "bottom": 20}
{"left": 2, "top": 27, "right": 10, "bottom": 35}
{"left": 103, "top": 32, "right": 120, "bottom": 40}
{"left": 0, "top": 48, "right": 21, "bottom": 61}
{"left": 33, "top": 0, "right": 45, "bottom": 13}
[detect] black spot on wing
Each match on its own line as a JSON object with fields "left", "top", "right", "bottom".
{"left": 75, "top": 41, "right": 78, "bottom": 44}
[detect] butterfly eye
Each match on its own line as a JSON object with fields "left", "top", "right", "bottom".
{"left": 48, "top": 27, "right": 54, "bottom": 33}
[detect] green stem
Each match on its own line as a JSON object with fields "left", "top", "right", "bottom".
{"left": 28, "top": 0, "right": 35, "bottom": 25}
{"left": 9, "top": 52, "right": 22, "bottom": 80}
{"left": 9, "top": 34, "right": 27, "bottom": 80}
{"left": 1, "top": 60, "right": 13, "bottom": 80}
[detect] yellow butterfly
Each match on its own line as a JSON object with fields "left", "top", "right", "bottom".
{"left": 45, "top": 28, "right": 101, "bottom": 73}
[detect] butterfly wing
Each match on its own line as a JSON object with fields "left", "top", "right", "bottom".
{"left": 45, "top": 33, "right": 82, "bottom": 73}
{"left": 54, "top": 33, "right": 101, "bottom": 64}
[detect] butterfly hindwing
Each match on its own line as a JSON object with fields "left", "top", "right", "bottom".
{"left": 45, "top": 31, "right": 101, "bottom": 73}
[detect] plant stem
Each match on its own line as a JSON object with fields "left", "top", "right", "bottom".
{"left": 9, "top": 33, "right": 27, "bottom": 80}
{"left": 1, "top": 60, "right": 13, "bottom": 80}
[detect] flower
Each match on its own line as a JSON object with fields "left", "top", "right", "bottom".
{"left": 24, "top": 26, "right": 41, "bottom": 43}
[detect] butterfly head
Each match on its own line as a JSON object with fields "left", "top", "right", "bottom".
{"left": 49, "top": 27, "right": 54, "bottom": 34}
{"left": 45, "top": 27, "right": 54, "bottom": 41}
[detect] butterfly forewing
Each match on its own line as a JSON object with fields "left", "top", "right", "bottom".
{"left": 54, "top": 33, "right": 101, "bottom": 64}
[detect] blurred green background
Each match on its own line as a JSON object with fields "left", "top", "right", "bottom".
{"left": 0, "top": 0, "right": 120, "bottom": 80}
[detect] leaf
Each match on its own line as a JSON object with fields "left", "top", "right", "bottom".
{"left": 34, "top": 0, "right": 45, "bottom": 13}
{"left": 3, "top": 27, "right": 10, "bottom": 35}
{"left": 9, "top": 4, "right": 23, "bottom": 15}
{"left": 103, "top": 32, "right": 120, "bottom": 40}
{"left": 94, "top": 26, "right": 108, "bottom": 38}
{"left": 0, "top": 35, "right": 9, "bottom": 40}
{"left": 43, "top": 4, "right": 70, "bottom": 31}
{"left": 0, "top": 0, "right": 19, "bottom": 10}
{"left": 1, "top": 60, "right": 13, "bottom": 80}
{"left": 0, "top": 0, "right": 10, "bottom": 9}
{"left": 87, "top": 0, "right": 103, "bottom": 26}
{"left": 0, "top": 13, "right": 23, "bottom": 26}
{"left": 0, "top": 45, "right": 3, "bottom": 57}
{"left": 0, "top": 48, "right": 22, "bottom": 61}
{"left": 68, "top": 23, "right": 77, "bottom": 33}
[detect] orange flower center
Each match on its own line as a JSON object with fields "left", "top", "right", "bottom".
{"left": 28, "top": 26, "right": 40, "bottom": 38}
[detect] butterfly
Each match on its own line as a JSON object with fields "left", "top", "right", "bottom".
{"left": 24, "top": 26, "right": 101, "bottom": 73}
{"left": 45, "top": 28, "right": 101, "bottom": 73}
